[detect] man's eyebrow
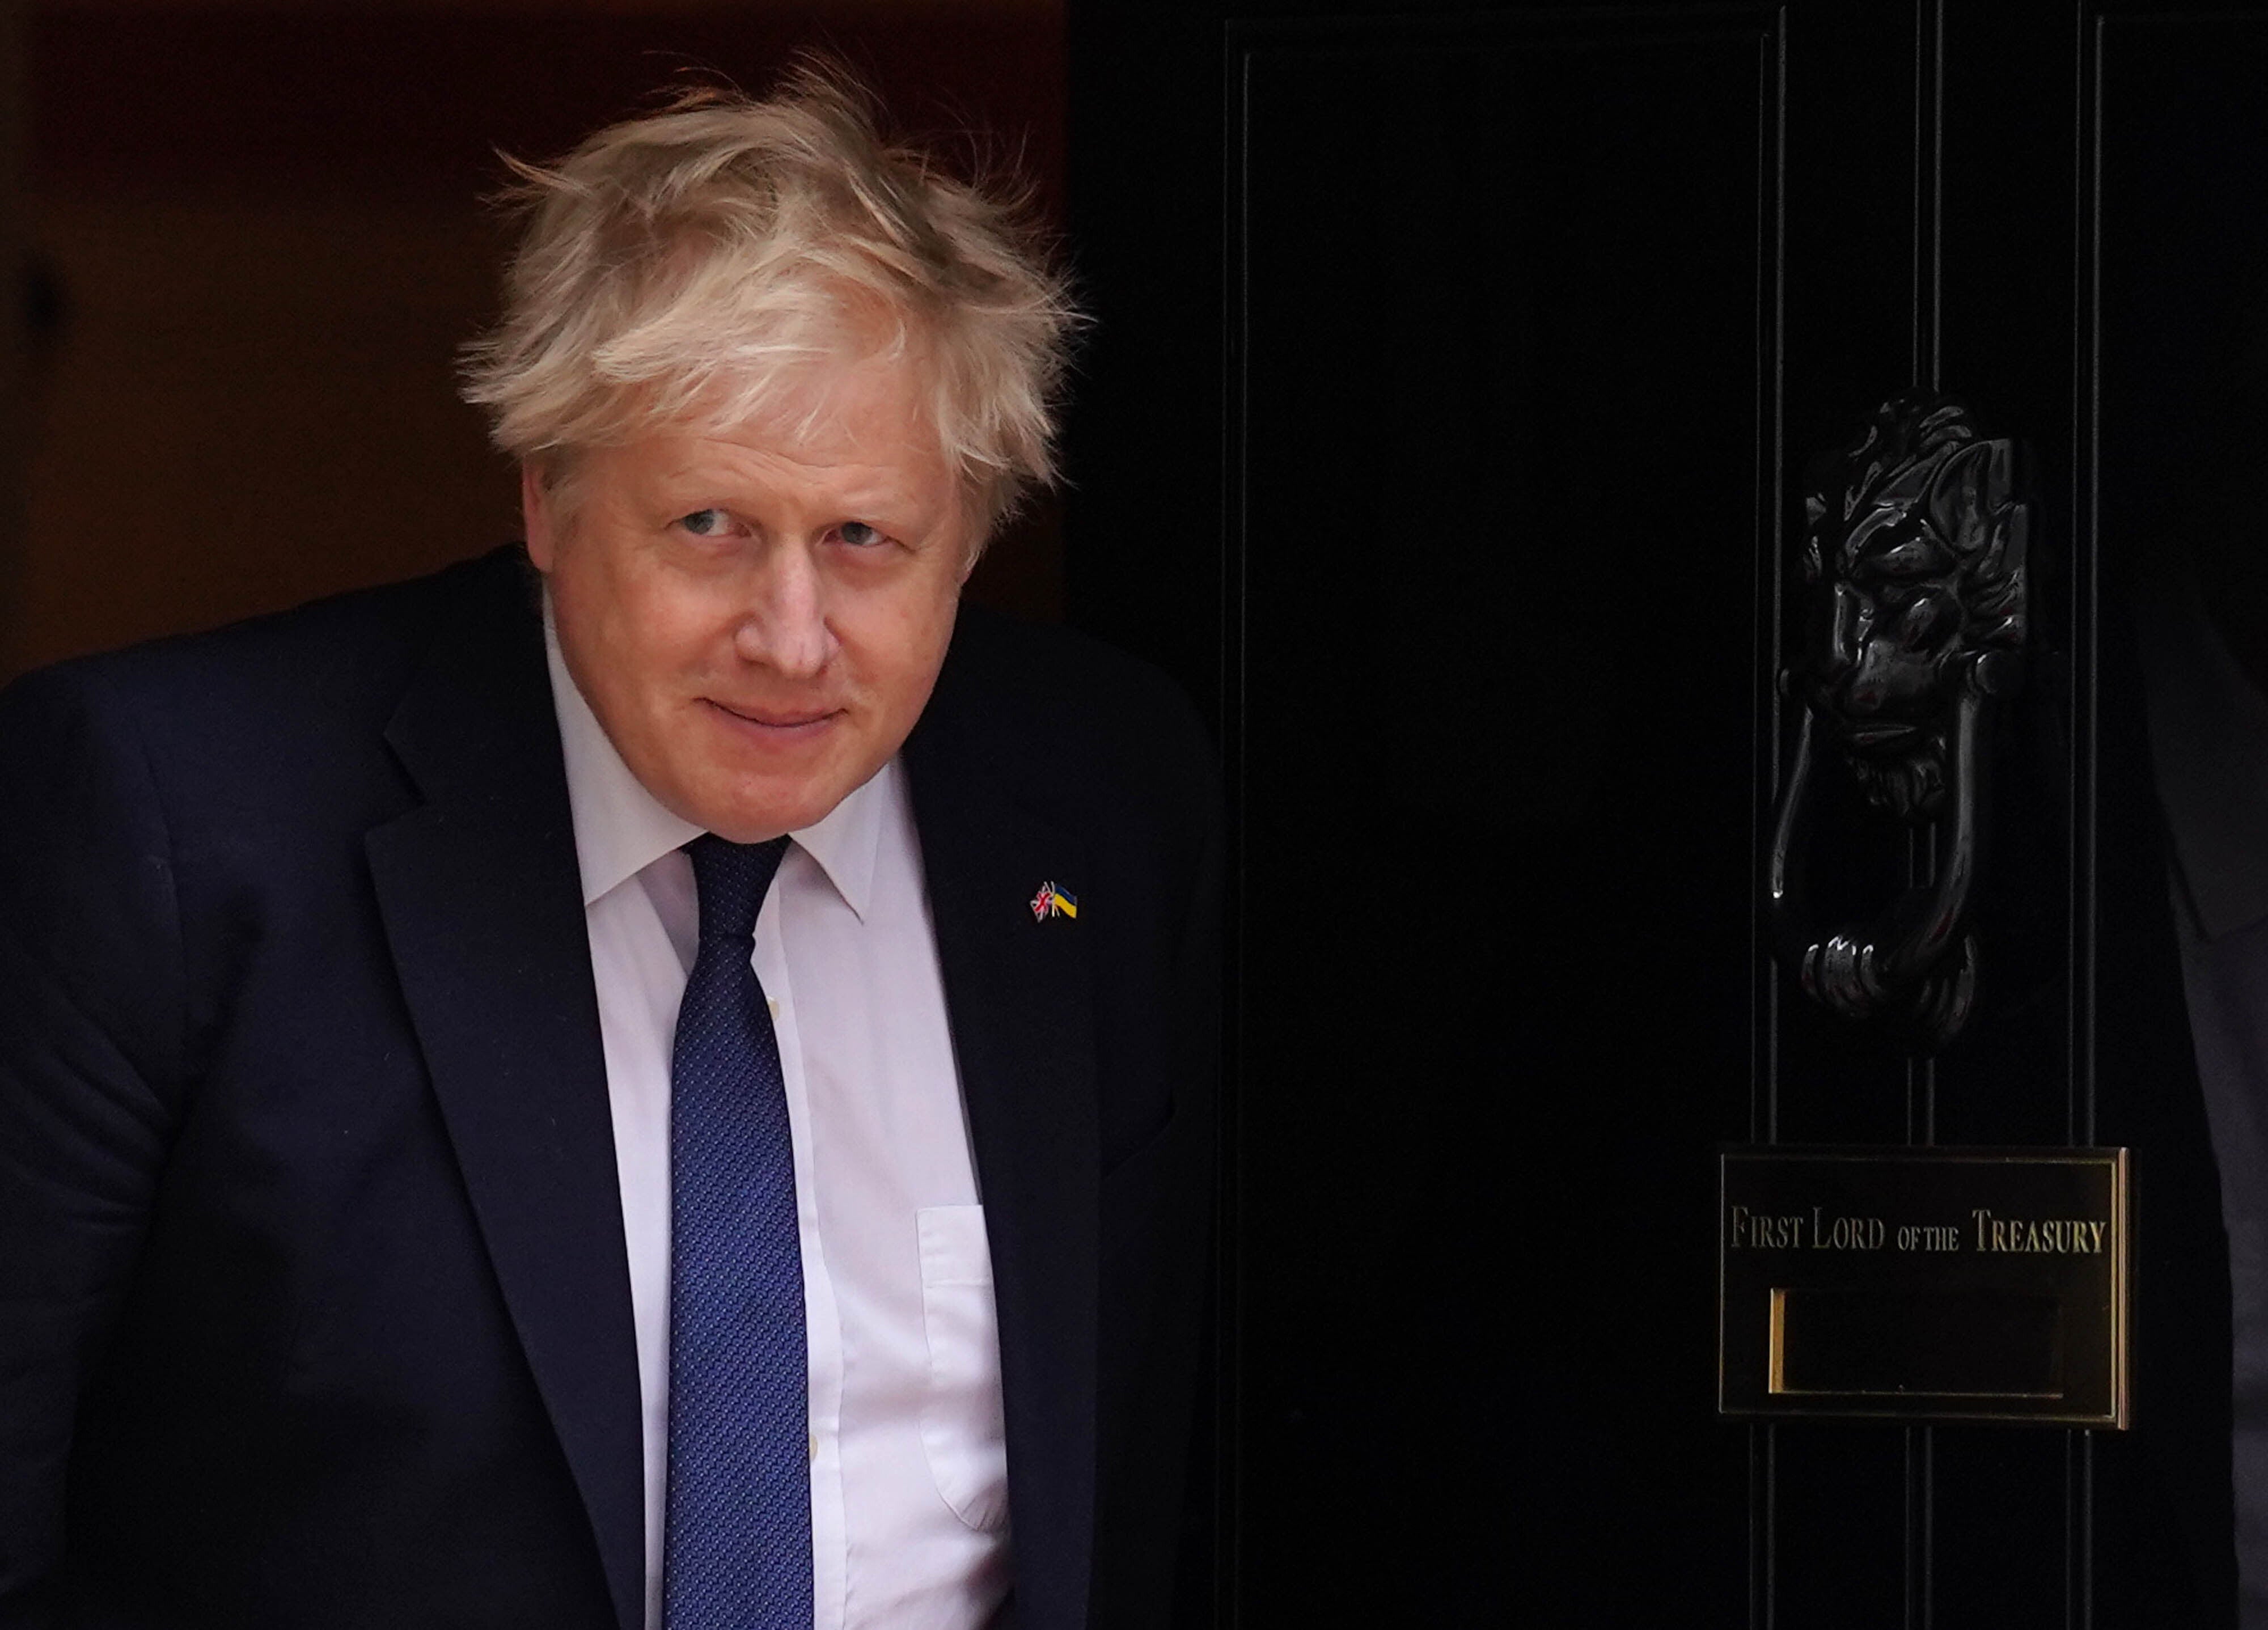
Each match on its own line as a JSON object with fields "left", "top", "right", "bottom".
{"left": 641, "top": 470, "right": 947, "bottom": 530}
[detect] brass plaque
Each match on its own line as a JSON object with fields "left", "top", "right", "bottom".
{"left": 1719, "top": 1148, "right": 2129, "bottom": 1426}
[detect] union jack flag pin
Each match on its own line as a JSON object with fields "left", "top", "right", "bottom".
{"left": 1030, "top": 881, "right": 1079, "bottom": 921}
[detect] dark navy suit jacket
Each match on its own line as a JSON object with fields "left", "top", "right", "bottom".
{"left": 0, "top": 548, "right": 1220, "bottom": 1630}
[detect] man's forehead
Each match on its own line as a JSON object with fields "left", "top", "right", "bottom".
{"left": 659, "top": 357, "right": 945, "bottom": 470}
{"left": 641, "top": 434, "right": 927, "bottom": 489}
{"left": 705, "top": 335, "right": 936, "bottom": 434}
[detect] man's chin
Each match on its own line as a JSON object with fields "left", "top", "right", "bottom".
{"left": 683, "top": 771, "right": 861, "bottom": 843}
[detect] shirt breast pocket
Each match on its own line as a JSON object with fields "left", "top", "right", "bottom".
{"left": 917, "top": 1204, "right": 1010, "bottom": 1532}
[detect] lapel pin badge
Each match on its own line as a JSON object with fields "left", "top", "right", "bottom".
{"left": 1030, "top": 881, "right": 1078, "bottom": 922}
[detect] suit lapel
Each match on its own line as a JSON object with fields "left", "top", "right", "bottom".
{"left": 906, "top": 654, "right": 1102, "bottom": 1630}
{"left": 363, "top": 562, "right": 645, "bottom": 1630}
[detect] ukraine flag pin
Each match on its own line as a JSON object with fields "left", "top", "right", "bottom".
{"left": 1030, "top": 881, "right": 1078, "bottom": 922}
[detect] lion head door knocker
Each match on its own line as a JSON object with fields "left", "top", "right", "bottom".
{"left": 1766, "top": 393, "right": 2032, "bottom": 1051}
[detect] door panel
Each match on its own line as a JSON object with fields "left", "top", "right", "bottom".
{"left": 1232, "top": 18, "right": 1765, "bottom": 1623}
{"left": 1064, "top": 1, "right": 2246, "bottom": 1622}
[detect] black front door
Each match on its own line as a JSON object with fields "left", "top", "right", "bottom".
{"left": 1064, "top": 3, "right": 2256, "bottom": 1622}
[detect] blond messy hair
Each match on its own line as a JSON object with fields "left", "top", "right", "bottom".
{"left": 459, "top": 66, "right": 1078, "bottom": 541}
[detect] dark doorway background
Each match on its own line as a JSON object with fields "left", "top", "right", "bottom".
{"left": 1061, "top": 2, "right": 2268, "bottom": 1626}
{"left": 4, "top": 0, "right": 1067, "bottom": 681}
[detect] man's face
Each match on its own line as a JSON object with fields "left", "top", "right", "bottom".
{"left": 524, "top": 353, "right": 972, "bottom": 843}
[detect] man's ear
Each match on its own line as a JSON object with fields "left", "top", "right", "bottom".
{"left": 521, "top": 463, "right": 557, "bottom": 573}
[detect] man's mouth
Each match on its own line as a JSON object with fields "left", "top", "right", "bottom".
{"left": 704, "top": 699, "right": 841, "bottom": 733}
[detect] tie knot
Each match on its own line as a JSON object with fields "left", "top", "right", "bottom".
{"left": 686, "top": 833, "right": 791, "bottom": 945}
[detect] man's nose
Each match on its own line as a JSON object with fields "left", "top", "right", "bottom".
{"left": 731, "top": 543, "right": 833, "bottom": 678}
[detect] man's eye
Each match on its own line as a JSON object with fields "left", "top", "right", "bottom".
{"left": 837, "top": 521, "right": 885, "bottom": 548}
{"left": 678, "top": 509, "right": 730, "bottom": 537}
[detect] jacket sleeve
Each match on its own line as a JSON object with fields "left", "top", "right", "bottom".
{"left": 0, "top": 663, "right": 189, "bottom": 1623}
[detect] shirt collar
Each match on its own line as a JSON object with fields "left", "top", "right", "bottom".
{"left": 541, "top": 596, "right": 883, "bottom": 921}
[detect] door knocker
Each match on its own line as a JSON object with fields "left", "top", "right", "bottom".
{"left": 1766, "top": 393, "right": 2032, "bottom": 1051}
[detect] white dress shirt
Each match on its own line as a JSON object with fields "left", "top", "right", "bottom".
{"left": 543, "top": 614, "right": 1012, "bottom": 1630}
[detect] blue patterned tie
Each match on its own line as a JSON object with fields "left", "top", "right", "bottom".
{"left": 663, "top": 833, "right": 812, "bottom": 1630}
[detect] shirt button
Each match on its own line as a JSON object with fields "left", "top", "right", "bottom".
{"left": 769, "top": 998, "right": 781, "bottom": 1018}
{"left": 807, "top": 1431, "right": 818, "bottom": 1461}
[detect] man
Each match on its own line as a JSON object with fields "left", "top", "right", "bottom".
{"left": 0, "top": 73, "right": 1219, "bottom": 1630}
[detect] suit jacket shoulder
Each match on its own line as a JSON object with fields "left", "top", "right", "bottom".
{"left": 920, "top": 603, "right": 1219, "bottom": 866}
{"left": 0, "top": 548, "right": 631, "bottom": 1630}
